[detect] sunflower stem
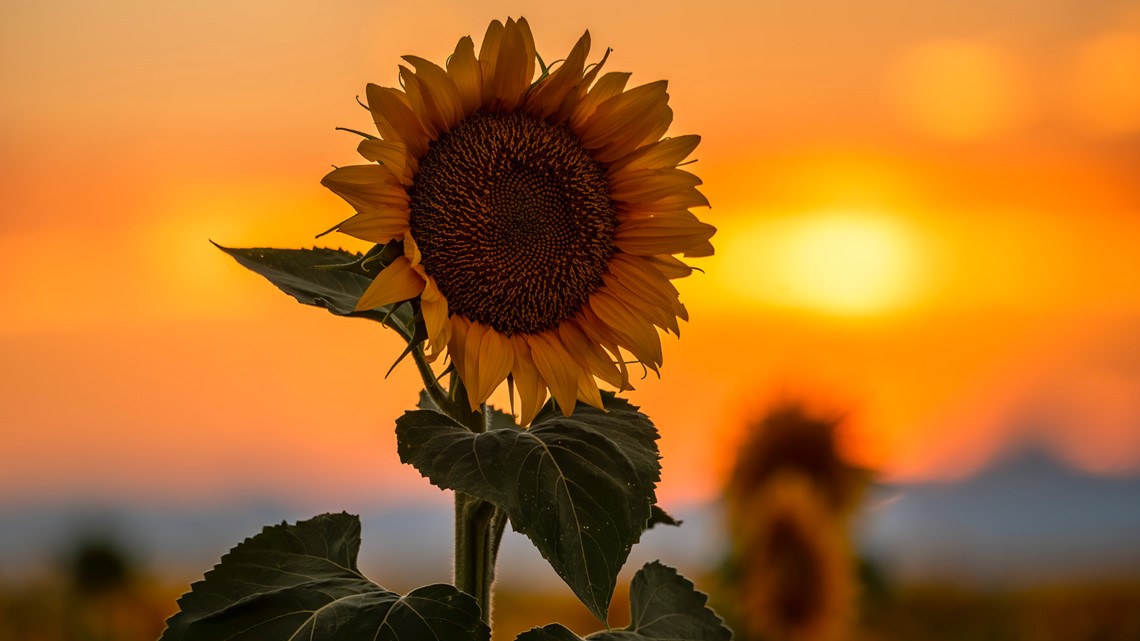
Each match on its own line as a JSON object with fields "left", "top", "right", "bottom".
{"left": 452, "top": 402, "right": 506, "bottom": 624}
{"left": 408, "top": 349, "right": 505, "bottom": 623}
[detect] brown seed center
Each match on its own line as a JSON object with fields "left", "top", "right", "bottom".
{"left": 409, "top": 110, "right": 616, "bottom": 335}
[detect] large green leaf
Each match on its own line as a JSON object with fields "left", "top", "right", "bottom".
{"left": 515, "top": 562, "right": 731, "bottom": 641}
{"left": 395, "top": 393, "right": 660, "bottom": 622}
{"left": 161, "top": 513, "right": 488, "bottom": 641}
{"left": 216, "top": 243, "right": 419, "bottom": 341}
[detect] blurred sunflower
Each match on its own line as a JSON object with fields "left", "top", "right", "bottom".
{"left": 322, "top": 18, "right": 714, "bottom": 423}
{"left": 733, "top": 475, "right": 855, "bottom": 641}
{"left": 727, "top": 402, "right": 872, "bottom": 517}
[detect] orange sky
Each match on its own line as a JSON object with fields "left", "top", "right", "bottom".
{"left": 3, "top": 0, "right": 1140, "bottom": 508}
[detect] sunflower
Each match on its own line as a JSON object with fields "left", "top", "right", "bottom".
{"left": 321, "top": 18, "right": 714, "bottom": 423}
{"left": 731, "top": 475, "right": 855, "bottom": 641}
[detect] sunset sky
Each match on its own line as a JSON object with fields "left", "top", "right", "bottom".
{"left": 2, "top": 0, "right": 1140, "bottom": 511}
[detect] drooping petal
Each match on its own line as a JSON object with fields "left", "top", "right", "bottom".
{"left": 365, "top": 84, "right": 429, "bottom": 159}
{"left": 587, "top": 288, "right": 664, "bottom": 368}
{"left": 470, "top": 325, "right": 514, "bottom": 410}
{"left": 608, "top": 253, "right": 688, "bottom": 320}
{"left": 400, "top": 56, "right": 464, "bottom": 137}
{"left": 569, "top": 71, "right": 630, "bottom": 130}
{"left": 575, "top": 305, "right": 639, "bottom": 384}
{"left": 321, "top": 165, "right": 409, "bottom": 211}
{"left": 614, "top": 213, "right": 717, "bottom": 256}
{"left": 607, "top": 135, "right": 701, "bottom": 175}
{"left": 510, "top": 335, "right": 548, "bottom": 426}
{"left": 576, "top": 368, "right": 606, "bottom": 411}
{"left": 526, "top": 31, "right": 590, "bottom": 120}
{"left": 602, "top": 272, "right": 679, "bottom": 335}
{"left": 421, "top": 275, "right": 451, "bottom": 361}
{"left": 557, "top": 320, "right": 623, "bottom": 389}
{"left": 447, "top": 315, "right": 472, "bottom": 389}
{"left": 527, "top": 332, "right": 580, "bottom": 416}
{"left": 447, "top": 36, "right": 483, "bottom": 116}
{"left": 354, "top": 256, "right": 426, "bottom": 311}
{"left": 356, "top": 139, "right": 415, "bottom": 185}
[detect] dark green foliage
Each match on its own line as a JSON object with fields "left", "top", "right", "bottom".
{"left": 395, "top": 393, "right": 661, "bottom": 621}
{"left": 161, "top": 513, "right": 489, "bottom": 641}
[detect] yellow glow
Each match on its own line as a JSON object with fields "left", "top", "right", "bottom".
{"left": 888, "top": 40, "right": 1028, "bottom": 141}
{"left": 722, "top": 211, "right": 919, "bottom": 315}
{"left": 1067, "top": 31, "right": 1140, "bottom": 135}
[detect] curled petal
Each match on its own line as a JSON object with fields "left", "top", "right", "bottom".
{"left": 354, "top": 256, "right": 426, "bottom": 311}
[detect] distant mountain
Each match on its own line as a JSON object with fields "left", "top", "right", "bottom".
{"left": 858, "top": 443, "right": 1140, "bottom": 583}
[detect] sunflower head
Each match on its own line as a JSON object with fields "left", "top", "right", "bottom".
{"left": 321, "top": 18, "right": 714, "bottom": 423}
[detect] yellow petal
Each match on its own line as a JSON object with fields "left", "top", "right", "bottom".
{"left": 421, "top": 276, "right": 451, "bottom": 361}
{"left": 478, "top": 20, "right": 504, "bottom": 85}
{"left": 483, "top": 17, "right": 534, "bottom": 111}
{"left": 447, "top": 315, "right": 472, "bottom": 390}
{"left": 462, "top": 320, "right": 488, "bottom": 410}
{"left": 608, "top": 168, "right": 704, "bottom": 205}
{"left": 683, "top": 238, "right": 715, "bottom": 257}
{"left": 448, "top": 36, "right": 483, "bottom": 116}
{"left": 578, "top": 81, "right": 670, "bottom": 158}
{"left": 602, "top": 272, "right": 679, "bottom": 335}
{"left": 607, "top": 135, "right": 701, "bottom": 175}
{"left": 575, "top": 305, "right": 635, "bottom": 386}
{"left": 404, "top": 233, "right": 423, "bottom": 269}
{"left": 401, "top": 56, "right": 464, "bottom": 136}
{"left": 614, "top": 214, "right": 717, "bottom": 256}
{"left": 334, "top": 209, "right": 410, "bottom": 244}
{"left": 526, "top": 31, "right": 590, "bottom": 119}
{"left": 471, "top": 326, "right": 514, "bottom": 410}
{"left": 365, "top": 84, "right": 429, "bottom": 159}
{"left": 569, "top": 71, "right": 630, "bottom": 131}
{"left": 587, "top": 288, "right": 663, "bottom": 367}
{"left": 356, "top": 139, "right": 415, "bottom": 185}
{"left": 608, "top": 253, "right": 688, "bottom": 320}
{"left": 510, "top": 335, "right": 549, "bottom": 426}
{"left": 321, "top": 165, "right": 409, "bottom": 211}
{"left": 643, "top": 254, "right": 694, "bottom": 280}
{"left": 354, "top": 256, "right": 426, "bottom": 311}
{"left": 527, "top": 333, "right": 579, "bottom": 416}
{"left": 576, "top": 368, "right": 605, "bottom": 412}
{"left": 557, "top": 320, "right": 623, "bottom": 388}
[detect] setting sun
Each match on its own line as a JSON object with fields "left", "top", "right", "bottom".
{"left": 722, "top": 211, "right": 919, "bottom": 315}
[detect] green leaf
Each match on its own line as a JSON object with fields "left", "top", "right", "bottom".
{"left": 648, "top": 505, "right": 683, "bottom": 529}
{"left": 215, "top": 243, "right": 418, "bottom": 341}
{"left": 395, "top": 393, "right": 660, "bottom": 621}
{"left": 515, "top": 562, "right": 731, "bottom": 641}
{"left": 161, "top": 513, "right": 489, "bottom": 641}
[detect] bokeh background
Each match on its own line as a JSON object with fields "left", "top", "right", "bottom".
{"left": 3, "top": 0, "right": 1140, "bottom": 639}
